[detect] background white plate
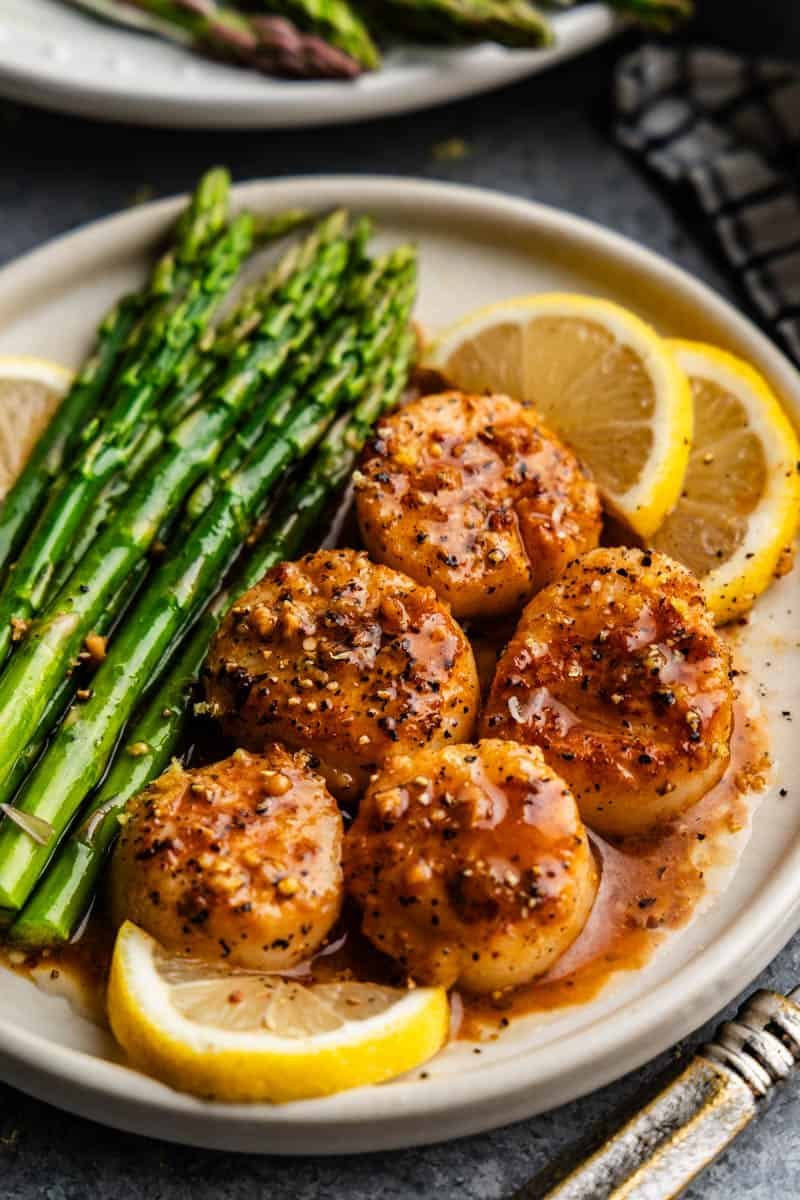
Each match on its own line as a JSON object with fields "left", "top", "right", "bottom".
{"left": 0, "top": 176, "right": 797, "bottom": 1154}
{"left": 0, "top": 0, "right": 618, "bottom": 128}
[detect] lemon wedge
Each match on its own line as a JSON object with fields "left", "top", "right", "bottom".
{"left": 108, "top": 922, "right": 449, "bottom": 1103}
{"left": 650, "top": 340, "right": 800, "bottom": 623}
{"left": 0, "top": 356, "right": 72, "bottom": 498}
{"left": 425, "top": 293, "right": 692, "bottom": 538}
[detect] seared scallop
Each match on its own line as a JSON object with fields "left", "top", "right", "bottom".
{"left": 481, "top": 547, "right": 734, "bottom": 835}
{"left": 355, "top": 391, "right": 602, "bottom": 621}
{"left": 110, "top": 746, "right": 343, "bottom": 971}
{"left": 204, "top": 549, "right": 480, "bottom": 802}
{"left": 344, "top": 739, "right": 598, "bottom": 994}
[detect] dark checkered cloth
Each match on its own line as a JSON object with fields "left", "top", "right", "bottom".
{"left": 615, "top": 45, "right": 800, "bottom": 363}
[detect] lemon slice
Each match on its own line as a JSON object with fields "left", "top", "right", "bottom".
{"left": 425, "top": 293, "right": 692, "bottom": 538}
{"left": 108, "top": 922, "right": 449, "bottom": 1103}
{"left": 650, "top": 341, "right": 800, "bottom": 623}
{"left": 0, "top": 357, "right": 72, "bottom": 497}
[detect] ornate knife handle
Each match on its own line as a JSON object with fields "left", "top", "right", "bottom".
{"left": 515, "top": 990, "right": 800, "bottom": 1200}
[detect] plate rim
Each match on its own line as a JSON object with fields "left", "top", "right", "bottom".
{"left": 0, "top": 3, "right": 619, "bottom": 128}
{"left": 0, "top": 173, "right": 798, "bottom": 1153}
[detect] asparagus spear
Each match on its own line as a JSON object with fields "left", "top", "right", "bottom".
{"left": 69, "top": 0, "right": 367, "bottom": 76}
{"left": 364, "top": 0, "right": 552, "bottom": 46}
{"left": 0, "top": 560, "right": 150, "bottom": 813}
{"left": 76, "top": 169, "right": 234, "bottom": 452}
{"left": 48, "top": 426, "right": 165, "bottom": 599}
{"left": 13, "top": 282, "right": 415, "bottom": 945}
{"left": 160, "top": 219, "right": 313, "bottom": 429}
{"left": 0, "top": 254, "right": 416, "bottom": 914}
{"left": 263, "top": 323, "right": 415, "bottom": 559}
{"left": 15, "top": 403, "right": 212, "bottom": 781}
{"left": 0, "top": 213, "right": 353, "bottom": 802}
{"left": 161, "top": 249, "right": 303, "bottom": 429}
{"left": 180, "top": 216, "right": 373, "bottom": 524}
{"left": 0, "top": 169, "right": 234, "bottom": 583}
{"left": 180, "top": 328, "right": 342, "bottom": 528}
{"left": 0, "top": 300, "right": 141, "bottom": 584}
{"left": 10, "top": 208, "right": 309, "bottom": 628}
{"left": 160, "top": 212, "right": 366, "bottom": 433}
{"left": 251, "top": 209, "right": 315, "bottom": 248}
{"left": 0, "top": 212, "right": 254, "bottom": 669}
{"left": 605, "top": 0, "right": 691, "bottom": 27}
{"left": 49, "top": 217, "right": 315, "bottom": 595}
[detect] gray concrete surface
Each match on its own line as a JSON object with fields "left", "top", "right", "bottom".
{"left": 0, "top": 15, "right": 798, "bottom": 1200}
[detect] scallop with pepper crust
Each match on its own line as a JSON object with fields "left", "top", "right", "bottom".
{"left": 481, "top": 547, "right": 734, "bottom": 835}
{"left": 204, "top": 549, "right": 480, "bottom": 802}
{"left": 355, "top": 391, "right": 602, "bottom": 620}
{"left": 345, "top": 739, "right": 598, "bottom": 994}
{"left": 110, "top": 746, "right": 343, "bottom": 971}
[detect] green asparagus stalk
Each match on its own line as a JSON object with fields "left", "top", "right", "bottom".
{"left": 365, "top": 0, "right": 552, "bottom": 46}
{"left": 0, "top": 169, "right": 231, "bottom": 579}
{"left": 605, "top": 0, "right": 691, "bottom": 27}
{"left": 172, "top": 165, "right": 233, "bottom": 260}
{"left": 0, "top": 212, "right": 254, "bottom": 669}
{"left": 0, "top": 682, "right": 75, "bottom": 809}
{"left": 48, "top": 426, "right": 165, "bottom": 600}
{"left": 0, "top": 213, "right": 353, "bottom": 802}
{"left": 49, "top": 221, "right": 316, "bottom": 596}
{"left": 180, "top": 217, "right": 373, "bottom": 524}
{"left": 13, "top": 276, "right": 416, "bottom": 945}
{"left": 69, "top": 0, "right": 368, "bottom": 75}
{"left": 78, "top": 168, "right": 234, "bottom": 447}
{"left": 160, "top": 214, "right": 362, "bottom": 436}
{"left": 0, "top": 560, "right": 150, "bottom": 813}
{"left": 161, "top": 244, "right": 305, "bottom": 429}
{"left": 179, "top": 331, "right": 340, "bottom": 528}
{"left": 117, "top": 208, "right": 309, "bottom": 436}
{"left": 252, "top": 209, "right": 314, "bottom": 247}
{"left": 0, "top": 254, "right": 416, "bottom": 914}
{"left": 265, "top": 323, "right": 415, "bottom": 557}
{"left": 163, "top": 211, "right": 365, "bottom": 429}
{"left": 0, "top": 298, "right": 142, "bottom": 585}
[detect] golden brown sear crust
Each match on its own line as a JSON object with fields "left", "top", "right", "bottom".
{"left": 109, "top": 746, "right": 343, "bottom": 970}
{"left": 355, "top": 391, "right": 602, "bottom": 621}
{"left": 344, "top": 739, "right": 598, "bottom": 994}
{"left": 481, "top": 547, "right": 734, "bottom": 835}
{"left": 204, "top": 549, "right": 480, "bottom": 802}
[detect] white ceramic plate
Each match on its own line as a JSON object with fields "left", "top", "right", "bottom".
{"left": 0, "top": 0, "right": 618, "bottom": 128}
{"left": 0, "top": 176, "right": 797, "bottom": 1154}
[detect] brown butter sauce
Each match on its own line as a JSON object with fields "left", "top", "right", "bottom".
{"left": 458, "top": 693, "right": 769, "bottom": 1039}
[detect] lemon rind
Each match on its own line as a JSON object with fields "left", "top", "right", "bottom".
{"left": 668, "top": 340, "right": 800, "bottom": 623}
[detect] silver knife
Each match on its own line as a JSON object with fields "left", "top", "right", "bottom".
{"left": 512, "top": 986, "right": 800, "bottom": 1200}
